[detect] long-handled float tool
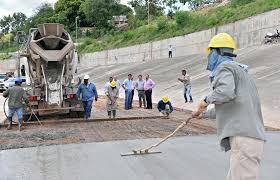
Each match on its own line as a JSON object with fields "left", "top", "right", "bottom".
{"left": 121, "top": 117, "right": 192, "bottom": 156}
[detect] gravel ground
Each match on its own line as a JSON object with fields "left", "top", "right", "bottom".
{"left": 0, "top": 113, "right": 216, "bottom": 150}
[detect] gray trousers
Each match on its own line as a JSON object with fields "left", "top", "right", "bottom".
{"left": 138, "top": 90, "right": 146, "bottom": 108}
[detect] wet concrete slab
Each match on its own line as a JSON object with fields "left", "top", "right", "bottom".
{"left": 0, "top": 133, "right": 279, "bottom": 180}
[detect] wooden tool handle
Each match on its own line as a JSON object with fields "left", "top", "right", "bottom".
{"left": 140, "top": 117, "right": 192, "bottom": 152}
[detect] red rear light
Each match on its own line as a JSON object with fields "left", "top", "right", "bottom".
{"left": 28, "top": 96, "right": 38, "bottom": 102}
{"left": 67, "top": 93, "right": 76, "bottom": 99}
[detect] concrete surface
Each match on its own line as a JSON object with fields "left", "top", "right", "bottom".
{"left": 78, "top": 44, "right": 280, "bottom": 129}
{"left": 80, "top": 8, "right": 280, "bottom": 67}
{"left": 0, "top": 133, "right": 279, "bottom": 180}
{"left": 0, "top": 59, "right": 16, "bottom": 72}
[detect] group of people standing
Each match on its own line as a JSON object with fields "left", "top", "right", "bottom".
{"left": 79, "top": 69, "right": 192, "bottom": 120}
{"left": 105, "top": 74, "right": 155, "bottom": 111}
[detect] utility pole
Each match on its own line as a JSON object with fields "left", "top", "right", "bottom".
{"left": 148, "top": 0, "right": 150, "bottom": 25}
{"left": 75, "top": 16, "right": 79, "bottom": 43}
{"left": 8, "top": 31, "right": 10, "bottom": 53}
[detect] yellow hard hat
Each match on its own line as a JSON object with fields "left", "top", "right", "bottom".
{"left": 110, "top": 80, "right": 116, "bottom": 87}
{"left": 206, "top": 33, "right": 237, "bottom": 55}
{"left": 162, "top": 96, "right": 169, "bottom": 103}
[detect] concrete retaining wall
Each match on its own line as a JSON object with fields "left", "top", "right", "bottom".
{"left": 0, "top": 59, "right": 16, "bottom": 72}
{"left": 80, "top": 8, "right": 280, "bottom": 67}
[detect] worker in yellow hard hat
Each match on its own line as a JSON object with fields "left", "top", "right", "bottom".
{"left": 157, "top": 96, "right": 173, "bottom": 118}
{"left": 105, "top": 80, "right": 119, "bottom": 118}
{"left": 192, "top": 33, "right": 265, "bottom": 180}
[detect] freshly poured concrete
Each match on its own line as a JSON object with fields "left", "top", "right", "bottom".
{"left": 1, "top": 133, "right": 279, "bottom": 180}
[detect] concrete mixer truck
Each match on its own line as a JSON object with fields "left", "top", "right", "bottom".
{"left": 21, "top": 23, "right": 84, "bottom": 119}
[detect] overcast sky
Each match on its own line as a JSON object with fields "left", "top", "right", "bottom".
{"left": 0, "top": 0, "right": 130, "bottom": 18}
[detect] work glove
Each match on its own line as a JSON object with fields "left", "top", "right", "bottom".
{"left": 192, "top": 99, "right": 208, "bottom": 118}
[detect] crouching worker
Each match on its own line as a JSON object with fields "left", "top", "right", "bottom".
{"left": 3, "top": 77, "right": 27, "bottom": 131}
{"left": 157, "top": 96, "right": 173, "bottom": 118}
{"left": 106, "top": 81, "right": 119, "bottom": 118}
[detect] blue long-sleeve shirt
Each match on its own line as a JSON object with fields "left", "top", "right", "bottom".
{"left": 157, "top": 100, "right": 173, "bottom": 113}
{"left": 76, "top": 83, "right": 98, "bottom": 101}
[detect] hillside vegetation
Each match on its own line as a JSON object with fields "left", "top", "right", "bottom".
{"left": 77, "top": 0, "right": 280, "bottom": 53}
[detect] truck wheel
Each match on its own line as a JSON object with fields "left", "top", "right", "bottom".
{"left": 23, "top": 114, "right": 30, "bottom": 122}
{"left": 77, "top": 111, "right": 84, "bottom": 118}
{"left": 69, "top": 111, "right": 78, "bottom": 118}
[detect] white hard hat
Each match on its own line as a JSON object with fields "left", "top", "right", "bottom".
{"left": 84, "top": 75, "right": 90, "bottom": 80}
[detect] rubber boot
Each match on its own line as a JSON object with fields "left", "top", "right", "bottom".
{"left": 18, "top": 119, "right": 23, "bottom": 131}
{"left": 108, "top": 111, "right": 112, "bottom": 118}
{"left": 7, "top": 117, "right": 12, "bottom": 130}
{"left": 112, "top": 110, "right": 116, "bottom": 119}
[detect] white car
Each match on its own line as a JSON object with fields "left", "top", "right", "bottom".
{"left": 4, "top": 78, "right": 16, "bottom": 89}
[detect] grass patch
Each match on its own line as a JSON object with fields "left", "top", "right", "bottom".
{"left": 0, "top": 53, "right": 12, "bottom": 60}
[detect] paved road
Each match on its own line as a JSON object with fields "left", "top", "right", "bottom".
{"left": 0, "top": 133, "right": 279, "bottom": 180}
{"left": 78, "top": 44, "right": 280, "bottom": 128}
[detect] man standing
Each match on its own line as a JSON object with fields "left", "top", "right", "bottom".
{"left": 130, "top": 75, "right": 135, "bottom": 108}
{"left": 178, "top": 69, "right": 193, "bottom": 103}
{"left": 192, "top": 33, "right": 266, "bottom": 180}
{"left": 135, "top": 74, "right": 146, "bottom": 108}
{"left": 105, "top": 81, "right": 119, "bottom": 118}
{"left": 168, "top": 45, "right": 173, "bottom": 58}
{"left": 3, "top": 77, "right": 27, "bottom": 131}
{"left": 157, "top": 96, "right": 173, "bottom": 118}
{"left": 104, "top": 76, "right": 113, "bottom": 94}
{"left": 144, "top": 74, "right": 155, "bottom": 109}
{"left": 76, "top": 75, "right": 98, "bottom": 120}
{"left": 122, "top": 74, "right": 133, "bottom": 110}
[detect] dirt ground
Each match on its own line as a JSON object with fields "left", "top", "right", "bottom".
{"left": 0, "top": 97, "right": 217, "bottom": 150}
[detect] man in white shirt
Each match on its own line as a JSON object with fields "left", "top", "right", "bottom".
{"left": 104, "top": 77, "right": 113, "bottom": 94}
{"left": 168, "top": 45, "right": 173, "bottom": 58}
{"left": 178, "top": 69, "right": 193, "bottom": 103}
{"left": 135, "top": 74, "right": 146, "bottom": 108}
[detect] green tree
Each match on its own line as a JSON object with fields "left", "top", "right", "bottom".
{"left": 0, "top": 15, "right": 13, "bottom": 34}
{"left": 54, "top": 0, "right": 86, "bottom": 30}
{"left": 163, "top": 0, "right": 180, "bottom": 18}
{"left": 0, "top": 12, "right": 27, "bottom": 44}
{"left": 175, "top": 11, "right": 192, "bottom": 27}
{"left": 129, "top": 0, "right": 164, "bottom": 22}
{"left": 179, "top": 0, "right": 218, "bottom": 10}
{"left": 82, "top": 0, "right": 132, "bottom": 29}
{"left": 25, "top": 3, "right": 56, "bottom": 31}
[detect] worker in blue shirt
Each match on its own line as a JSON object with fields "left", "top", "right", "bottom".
{"left": 76, "top": 75, "right": 98, "bottom": 120}
{"left": 157, "top": 96, "right": 173, "bottom": 118}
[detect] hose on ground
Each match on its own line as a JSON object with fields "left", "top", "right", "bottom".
{"left": 3, "top": 98, "right": 21, "bottom": 124}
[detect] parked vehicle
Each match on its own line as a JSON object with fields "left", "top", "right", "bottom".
{"left": 21, "top": 23, "right": 83, "bottom": 118}
{"left": 4, "top": 77, "right": 16, "bottom": 89}
{"left": 0, "top": 73, "right": 8, "bottom": 92}
{"left": 264, "top": 29, "right": 280, "bottom": 44}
